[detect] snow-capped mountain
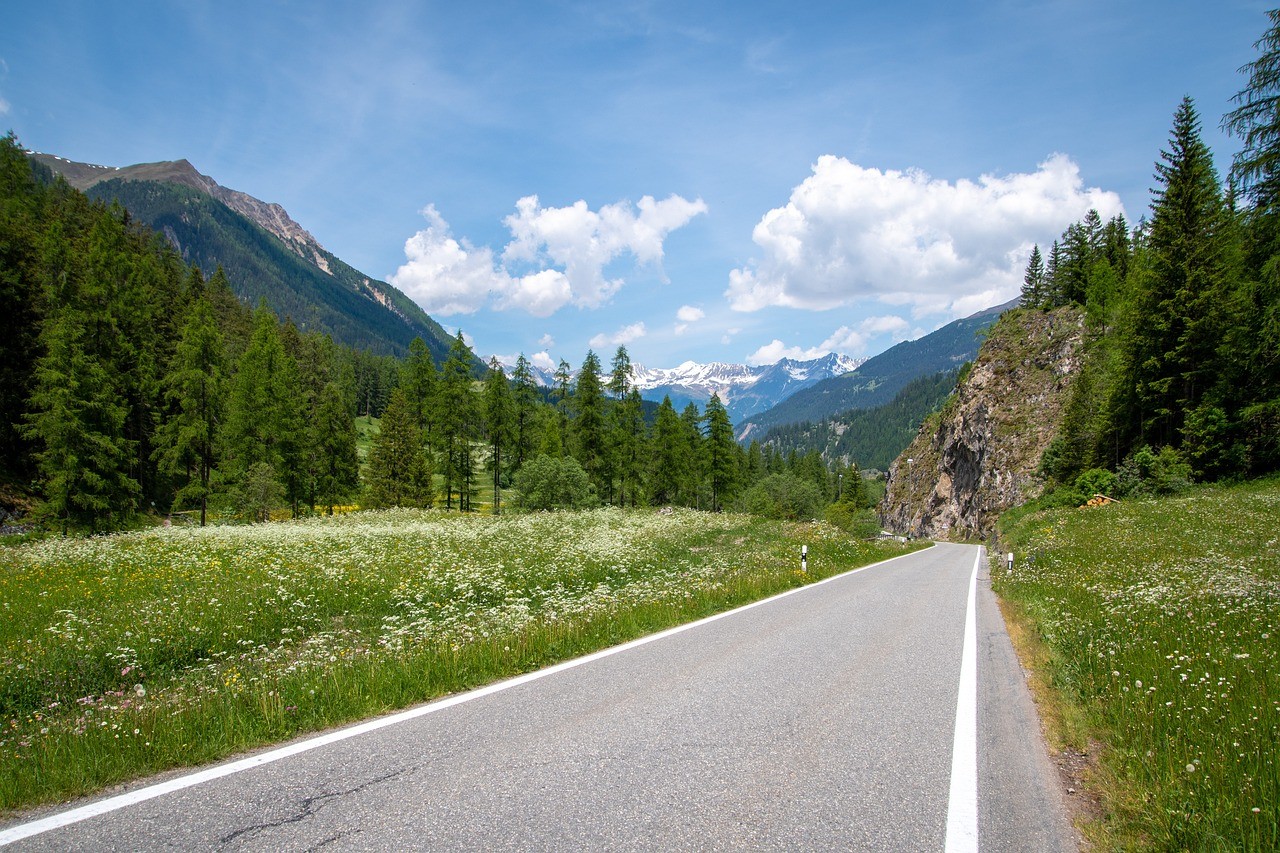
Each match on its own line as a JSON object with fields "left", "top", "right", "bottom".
{"left": 490, "top": 352, "right": 864, "bottom": 425}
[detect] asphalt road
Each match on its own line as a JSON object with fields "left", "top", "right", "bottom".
{"left": 2, "top": 542, "right": 1076, "bottom": 851}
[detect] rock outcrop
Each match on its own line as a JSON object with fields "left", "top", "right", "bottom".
{"left": 879, "top": 306, "right": 1085, "bottom": 540}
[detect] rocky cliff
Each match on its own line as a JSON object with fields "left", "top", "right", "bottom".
{"left": 879, "top": 306, "right": 1085, "bottom": 540}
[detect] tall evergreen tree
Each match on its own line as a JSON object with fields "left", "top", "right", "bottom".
{"left": 399, "top": 336, "right": 437, "bottom": 440}
{"left": 511, "top": 354, "right": 540, "bottom": 470}
{"left": 312, "top": 381, "right": 359, "bottom": 514}
{"left": 1125, "top": 97, "right": 1232, "bottom": 448}
{"left": 572, "top": 350, "right": 609, "bottom": 495}
{"left": 156, "top": 291, "right": 225, "bottom": 525}
{"left": 1223, "top": 9, "right": 1280, "bottom": 212}
{"left": 703, "top": 394, "right": 737, "bottom": 511}
{"left": 366, "top": 387, "right": 432, "bottom": 508}
{"left": 25, "top": 221, "right": 139, "bottom": 532}
{"left": 1020, "top": 245, "right": 1046, "bottom": 308}
{"left": 482, "top": 357, "right": 515, "bottom": 514}
{"left": 648, "top": 396, "right": 684, "bottom": 505}
{"left": 435, "top": 331, "right": 477, "bottom": 510}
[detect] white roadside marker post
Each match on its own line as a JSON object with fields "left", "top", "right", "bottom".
{"left": 1006, "top": 551, "right": 1014, "bottom": 573}
{"left": 801, "top": 545, "right": 808, "bottom": 573}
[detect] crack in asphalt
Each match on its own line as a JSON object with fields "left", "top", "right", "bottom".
{"left": 218, "top": 768, "right": 410, "bottom": 846}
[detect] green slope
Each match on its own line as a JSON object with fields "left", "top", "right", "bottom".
{"left": 737, "top": 300, "right": 1012, "bottom": 439}
{"left": 85, "top": 177, "right": 455, "bottom": 360}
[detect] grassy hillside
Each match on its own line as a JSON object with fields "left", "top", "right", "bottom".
{"left": 995, "top": 478, "right": 1279, "bottom": 850}
{"left": 82, "top": 177, "right": 456, "bottom": 360}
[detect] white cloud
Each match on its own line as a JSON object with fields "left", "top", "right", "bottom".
{"left": 503, "top": 194, "right": 707, "bottom": 308}
{"left": 744, "top": 314, "right": 916, "bottom": 366}
{"left": 388, "top": 205, "right": 508, "bottom": 315}
{"left": 391, "top": 194, "right": 706, "bottom": 317}
{"left": 589, "top": 321, "right": 647, "bottom": 350}
{"left": 538, "top": 333, "right": 556, "bottom": 349}
{"left": 531, "top": 351, "right": 557, "bottom": 372}
{"left": 0, "top": 96, "right": 9, "bottom": 116}
{"left": 674, "top": 304, "right": 705, "bottom": 335}
{"left": 727, "top": 154, "right": 1124, "bottom": 318}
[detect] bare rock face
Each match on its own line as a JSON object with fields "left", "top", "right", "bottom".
{"left": 880, "top": 306, "right": 1085, "bottom": 540}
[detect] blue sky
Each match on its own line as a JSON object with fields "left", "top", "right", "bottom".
{"left": 1, "top": 1, "right": 1269, "bottom": 371}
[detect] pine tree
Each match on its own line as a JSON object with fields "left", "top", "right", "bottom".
{"left": 1223, "top": 9, "right": 1280, "bottom": 211}
{"left": 156, "top": 291, "right": 225, "bottom": 525}
{"left": 649, "top": 396, "right": 684, "bottom": 505}
{"left": 1126, "top": 97, "right": 1232, "bottom": 448}
{"left": 313, "top": 381, "right": 359, "bottom": 514}
{"left": 366, "top": 387, "right": 431, "bottom": 508}
{"left": 511, "top": 354, "right": 540, "bottom": 470}
{"left": 482, "top": 357, "right": 514, "bottom": 514}
{"left": 435, "top": 331, "right": 477, "bottom": 510}
{"left": 25, "top": 221, "right": 139, "bottom": 532}
{"left": 679, "top": 402, "right": 706, "bottom": 507}
{"left": 399, "top": 336, "right": 437, "bottom": 441}
{"left": 222, "top": 301, "right": 302, "bottom": 518}
{"left": 1020, "top": 245, "right": 1046, "bottom": 308}
{"left": 703, "top": 394, "right": 737, "bottom": 511}
{"left": 571, "top": 350, "right": 609, "bottom": 495}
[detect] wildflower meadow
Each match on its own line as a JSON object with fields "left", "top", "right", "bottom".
{"left": 0, "top": 507, "right": 913, "bottom": 813}
{"left": 995, "top": 477, "right": 1279, "bottom": 851}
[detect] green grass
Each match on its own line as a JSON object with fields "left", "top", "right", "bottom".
{"left": 0, "top": 507, "right": 919, "bottom": 814}
{"left": 994, "top": 477, "right": 1279, "bottom": 851}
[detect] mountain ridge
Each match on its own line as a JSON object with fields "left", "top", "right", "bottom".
{"left": 27, "top": 152, "right": 457, "bottom": 360}
{"left": 736, "top": 299, "right": 1017, "bottom": 440}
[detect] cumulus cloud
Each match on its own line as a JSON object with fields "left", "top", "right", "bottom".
{"left": 390, "top": 194, "right": 706, "bottom": 317}
{"left": 538, "top": 333, "right": 556, "bottom": 349}
{"left": 503, "top": 194, "right": 708, "bottom": 308}
{"left": 589, "top": 322, "right": 647, "bottom": 350}
{"left": 744, "top": 314, "right": 914, "bottom": 366}
{"left": 388, "top": 205, "right": 510, "bottom": 316}
{"left": 531, "top": 351, "right": 557, "bottom": 372}
{"left": 674, "top": 304, "right": 705, "bottom": 334}
{"left": 727, "top": 154, "right": 1124, "bottom": 318}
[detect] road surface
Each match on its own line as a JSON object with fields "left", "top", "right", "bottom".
{"left": 2, "top": 542, "right": 1076, "bottom": 851}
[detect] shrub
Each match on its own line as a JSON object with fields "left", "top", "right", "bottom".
{"left": 512, "top": 455, "right": 599, "bottom": 510}
{"left": 1073, "top": 467, "right": 1118, "bottom": 499}
{"left": 1116, "top": 445, "right": 1191, "bottom": 498}
{"left": 734, "top": 473, "right": 824, "bottom": 520}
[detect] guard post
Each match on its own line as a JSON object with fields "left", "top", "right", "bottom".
{"left": 801, "top": 545, "right": 808, "bottom": 573}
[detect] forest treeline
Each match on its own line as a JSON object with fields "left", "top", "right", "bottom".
{"left": 0, "top": 135, "right": 867, "bottom": 533}
{"left": 1015, "top": 18, "right": 1280, "bottom": 496}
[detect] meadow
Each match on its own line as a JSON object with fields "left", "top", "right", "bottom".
{"left": 995, "top": 477, "right": 1279, "bottom": 851}
{"left": 0, "top": 506, "right": 914, "bottom": 813}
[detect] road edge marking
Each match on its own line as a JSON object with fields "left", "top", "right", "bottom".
{"left": 945, "top": 546, "right": 981, "bottom": 852}
{"left": 0, "top": 542, "right": 931, "bottom": 846}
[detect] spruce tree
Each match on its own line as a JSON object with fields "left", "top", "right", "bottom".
{"left": 703, "top": 394, "right": 737, "bottom": 511}
{"left": 366, "top": 387, "right": 431, "bottom": 508}
{"left": 1223, "top": 9, "right": 1280, "bottom": 211}
{"left": 482, "top": 357, "right": 514, "bottom": 514}
{"left": 511, "top": 354, "right": 540, "bottom": 470}
{"left": 156, "top": 292, "right": 225, "bottom": 525}
{"left": 313, "top": 381, "right": 359, "bottom": 514}
{"left": 1020, "top": 245, "right": 1046, "bottom": 308}
{"left": 1127, "top": 97, "right": 1232, "bottom": 448}
{"left": 25, "top": 221, "right": 139, "bottom": 532}
{"left": 572, "top": 350, "right": 609, "bottom": 496}
{"left": 435, "top": 331, "right": 477, "bottom": 510}
{"left": 649, "top": 396, "right": 684, "bottom": 505}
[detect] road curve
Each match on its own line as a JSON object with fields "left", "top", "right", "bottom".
{"left": 3, "top": 542, "right": 1076, "bottom": 851}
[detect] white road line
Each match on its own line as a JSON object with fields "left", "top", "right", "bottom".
{"left": 945, "top": 546, "right": 981, "bottom": 852}
{"left": 0, "top": 545, "right": 930, "bottom": 847}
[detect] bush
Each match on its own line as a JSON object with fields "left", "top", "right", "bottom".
{"left": 512, "top": 455, "right": 599, "bottom": 511}
{"left": 1073, "top": 467, "right": 1118, "bottom": 499}
{"left": 1116, "top": 445, "right": 1191, "bottom": 498}
{"left": 734, "top": 473, "right": 824, "bottom": 520}
{"left": 825, "top": 503, "right": 882, "bottom": 537}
